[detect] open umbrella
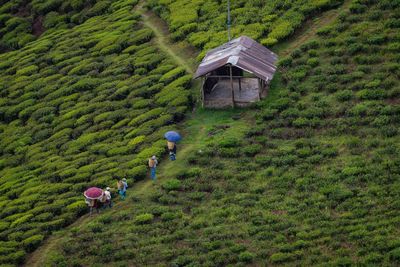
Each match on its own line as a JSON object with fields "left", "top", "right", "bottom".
{"left": 164, "top": 131, "right": 182, "bottom": 142}
{"left": 84, "top": 187, "right": 104, "bottom": 200}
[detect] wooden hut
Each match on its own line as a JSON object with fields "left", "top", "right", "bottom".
{"left": 194, "top": 36, "right": 278, "bottom": 108}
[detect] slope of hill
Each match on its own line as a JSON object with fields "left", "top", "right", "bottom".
{"left": 23, "top": 0, "right": 400, "bottom": 266}
{"left": 146, "top": 0, "right": 345, "bottom": 59}
{"left": 0, "top": 0, "right": 118, "bottom": 52}
{"left": 0, "top": 0, "right": 192, "bottom": 264}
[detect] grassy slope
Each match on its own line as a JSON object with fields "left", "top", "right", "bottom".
{"left": 0, "top": 0, "right": 195, "bottom": 265}
{"left": 25, "top": 2, "right": 398, "bottom": 266}
{"left": 146, "top": 0, "right": 345, "bottom": 60}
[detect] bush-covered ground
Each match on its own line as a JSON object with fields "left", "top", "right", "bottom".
{"left": 147, "top": 0, "right": 345, "bottom": 59}
{"left": 0, "top": 0, "right": 119, "bottom": 52}
{"left": 33, "top": 0, "right": 400, "bottom": 266}
{"left": 0, "top": 0, "right": 192, "bottom": 264}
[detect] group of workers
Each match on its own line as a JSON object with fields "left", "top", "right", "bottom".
{"left": 84, "top": 133, "right": 180, "bottom": 216}
{"left": 85, "top": 187, "right": 112, "bottom": 215}
{"left": 85, "top": 178, "right": 129, "bottom": 215}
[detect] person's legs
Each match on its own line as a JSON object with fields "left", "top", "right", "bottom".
{"left": 151, "top": 167, "right": 156, "bottom": 180}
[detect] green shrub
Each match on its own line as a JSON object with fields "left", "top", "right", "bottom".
{"left": 239, "top": 251, "right": 255, "bottom": 263}
{"left": 162, "top": 179, "right": 182, "bottom": 191}
{"left": 270, "top": 252, "right": 294, "bottom": 263}
{"left": 16, "top": 65, "right": 38, "bottom": 76}
{"left": 65, "top": 201, "right": 87, "bottom": 216}
{"left": 161, "top": 211, "right": 179, "bottom": 221}
{"left": 22, "top": 235, "right": 44, "bottom": 252}
{"left": 134, "top": 213, "right": 154, "bottom": 224}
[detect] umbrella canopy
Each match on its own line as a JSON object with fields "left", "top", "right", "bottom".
{"left": 84, "top": 187, "right": 104, "bottom": 200}
{"left": 164, "top": 131, "right": 182, "bottom": 142}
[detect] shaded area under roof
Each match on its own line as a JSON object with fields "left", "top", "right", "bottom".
{"left": 194, "top": 36, "right": 278, "bottom": 81}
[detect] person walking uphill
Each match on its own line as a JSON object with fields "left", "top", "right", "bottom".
{"left": 148, "top": 155, "right": 158, "bottom": 181}
{"left": 117, "top": 178, "right": 128, "bottom": 200}
{"left": 164, "top": 131, "right": 181, "bottom": 161}
{"left": 104, "top": 187, "right": 112, "bottom": 208}
{"left": 167, "top": 141, "right": 177, "bottom": 161}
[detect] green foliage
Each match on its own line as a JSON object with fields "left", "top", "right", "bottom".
{"left": 134, "top": 213, "right": 154, "bottom": 224}
{"left": 238, "top": 251, "right": 255, "bottom": 262}
{"left": 22, "top": 235, "right": 44, "bottom": 252}
{"left": 148, "top": 0, "right": 342, "bottom": 50}
{"left": 162, "top": 179, "right": 182, "bottom": 191}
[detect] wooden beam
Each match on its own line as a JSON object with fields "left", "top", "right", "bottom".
{"left": 258, "top": 78, "right": 261, "bottom": 100}
{"left": 229, "top": 64, "right": 234, "bottom": 107}
{"left": 204, "top": 75, "right": 256, "bottom": 79}
{"left": 238, "top": 78, "right": 242, "bottom": 91}
{"left": 201, "top": 77, "right": 205, "bottom": 108}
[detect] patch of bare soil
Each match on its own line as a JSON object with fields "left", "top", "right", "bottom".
{"left": 32, "top": 16, "right": 44, "bottom": 37}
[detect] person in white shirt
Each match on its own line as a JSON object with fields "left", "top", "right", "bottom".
{"left": 104, "top": 187, "right": 112, "bottom": 208}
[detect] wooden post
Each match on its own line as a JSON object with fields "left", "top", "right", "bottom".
{"left": 230, "top": 65, "right": 234, "bottom": 107}
{"left": 238, "top": 77, "right": 242, "bottom": 91}
{"left": 201, "top": 77, "right": 205, "bottom": 107}
{"left": 258, "top": 78, "right": 262, "bottom": 100}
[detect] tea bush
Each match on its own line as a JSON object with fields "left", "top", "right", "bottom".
{"left": 0, "top": 0, "right": 112, "bottom": 52}
{"left": 134, "top": 213, "right": 154, "bottom": 224}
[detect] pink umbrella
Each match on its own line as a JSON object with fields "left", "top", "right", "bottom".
{"left": 84, "top": 187, "right": 104, "bottom": 200}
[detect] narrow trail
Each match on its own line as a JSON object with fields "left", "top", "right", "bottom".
{"left": 134, "top": 1, "right": 197, "bottom": 74}
{"left": 24, "top": 2, "right": 350, "bottom": 265}
{"left": 275, "top": 0, "right": 352, "bottom": 56}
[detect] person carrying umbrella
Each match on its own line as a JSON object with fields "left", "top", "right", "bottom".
{"left": 148, "top": 155, "right": 158, "bottom": 181}
{"left": 167, "top": 141, "right": 177, "bottom": 161}
{"left": 164, "top": 131, "right": 181, "bottom": 161}
{"left": 84, "top": 187, "right": 104, "bottom": 215}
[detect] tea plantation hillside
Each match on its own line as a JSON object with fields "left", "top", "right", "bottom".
{"left": 147, "top": 0, "right": 345, "bottom": 59}
{"left": 27, "top": 0, "right": 400, "bottom": 266}
{"left": 0, "top": 0, "right": 120, "bottom": 52}
{"left": 0, "top": 0, "right": 194, "bottom": 264}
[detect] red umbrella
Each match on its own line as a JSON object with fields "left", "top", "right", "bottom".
{"left": 84, "top": 187, "right": 104, "bottom": 200}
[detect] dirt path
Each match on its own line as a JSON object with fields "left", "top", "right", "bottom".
{"left": 134, "top": 1, "right": 197, "bottom": 74}
{"left": 275, "top": 0, "right": 352, "bottom": 56}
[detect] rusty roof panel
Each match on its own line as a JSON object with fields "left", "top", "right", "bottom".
{"left": 194, "top": 36, "right": 278, "bottom": 81}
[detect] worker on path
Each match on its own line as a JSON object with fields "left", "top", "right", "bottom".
{"left": 167, "top": 141, "right": 177, "bottom": 161}
{"left": 122, "top": 178, "right": 128, "bottom": 189}
{"left": 148, "top": 155, "right": 158, "bottom": 181}
{"left": 117, "top": 179, "right": 127, "bottom": 200}
{"left": 91, "top": 199, "right": 101, "bottom": 215}
{"left": 164, "top": 131, "right": 181, "bottom": 161}
{"left": 104, "top": 187, "right": 112, "bottom": 208}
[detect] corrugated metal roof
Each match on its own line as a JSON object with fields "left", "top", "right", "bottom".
{"left": 194, "top": 36, "right": 278, "bottom": 81}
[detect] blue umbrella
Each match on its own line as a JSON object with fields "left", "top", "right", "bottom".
{"left": 164, "top": 131, "right": 181, "bottom": 142}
